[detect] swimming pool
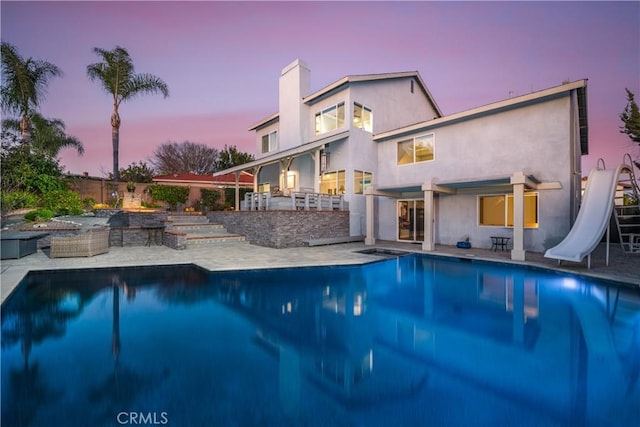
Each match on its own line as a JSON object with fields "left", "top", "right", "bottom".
{"left": 1, "top": 254, "right": 639, "bottom": 426}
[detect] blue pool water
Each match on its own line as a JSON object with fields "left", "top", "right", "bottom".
{"left": 1, "top": 254, "right": 639, "bottom": 427}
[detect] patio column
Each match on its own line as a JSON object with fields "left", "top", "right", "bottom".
{"left": 364, "top": 188, "right": 375, "bottom": 245}
{"left": 510, "top": 172, "right": 526, "bottom": 261}
{"left": 252, "top": 166, "right": 261, "bottom": 192}
{"left": 421, "top": 187, "right": 435, "bottom": 251}
{"left": 312, "top": 148, "right": 321, "bottom": 193}
{"left": 234, "top": 171, "right": 241, "bottom": 211}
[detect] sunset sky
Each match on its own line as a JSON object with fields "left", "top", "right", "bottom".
{"left": 1, "top": 1, "right": 639, "bottom": 177}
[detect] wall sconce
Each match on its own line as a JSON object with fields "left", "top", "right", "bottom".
{"left": 320, "top": 146, "right": 330, "bottom": 172}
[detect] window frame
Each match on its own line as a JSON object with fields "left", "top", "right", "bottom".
{"left": 353, "top": 102, "right": 373, "bottom": 132}
{"left": 315, "top": 102, "right": 345, "bottom": 136}
{"left": 397, "top": 133, "right": 435, "bottom": 165}
{"left": 320, "top": 169, "right": 346, "bottom": 195}
{"left": 478, "top": 192, "right": 539, "bottom": 228}
{"left": 261, "top": 131, "right": 277, "bottom": 154}
{"left": 353, "top": 170, "right": 373, "bottom": 195}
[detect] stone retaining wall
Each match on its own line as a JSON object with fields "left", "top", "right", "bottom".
{"left": 207, "top": 210, "right": 350, "bottom": 248}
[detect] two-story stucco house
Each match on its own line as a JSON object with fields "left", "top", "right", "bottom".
{"left": 216, "top": 59, "right": 587, "bottom": 261}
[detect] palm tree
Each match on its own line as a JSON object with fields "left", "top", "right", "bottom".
{"left": 86, "top": 46, "right": 169, "bottom": 181}
{"left": 2, "top": 112, "right": 84, "bottom": 157}
{"left": 0, "top": 42, "right": 62, "bottom": 142}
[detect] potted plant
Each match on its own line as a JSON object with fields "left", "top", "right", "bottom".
{"left": 126, "top": 181, "right": 136, "bottom": 193}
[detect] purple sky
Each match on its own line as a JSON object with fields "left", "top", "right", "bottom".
{"left": 2, "top": 1, "right": 639, "bottom": 177}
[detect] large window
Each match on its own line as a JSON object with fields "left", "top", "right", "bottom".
{"left": 261, "top": 131, "right": 277, "bottom": 153}
{"left": 479, "top": 193, "right": 539, "bottom": 228}
{"left": 320, "top": 170, "right": 345, "bottom": 195}
{"left": 315, "top": 102, "right": 345, "bottom": 135}
{"left": 353, "top": 170, "right": 373, "bottom": 194}
{"left": 397, "top": 134, "right": 434, "bottom": 165}
{"left": 353, "top": 103, "right": 373, "bottom": 132}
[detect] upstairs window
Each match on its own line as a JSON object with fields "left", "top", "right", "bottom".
{"left": 397, "top": 133, "right": 434, "bottom": 165}
{"left": 315, "top": 102, "right": 345, "bottom": 135}
{"left": 261, "top": 131, "right": 277, "bottom": 153}
{"left": 353, "top": 103, "right": 373, "bottom": 132}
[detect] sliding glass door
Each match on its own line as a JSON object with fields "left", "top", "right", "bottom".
{"left": 397, "top": 200, "right": 424, "bottom": 242}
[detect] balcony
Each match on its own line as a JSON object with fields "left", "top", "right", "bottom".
{"left": 241, "top": 191, "right": 348, "bottom": 211}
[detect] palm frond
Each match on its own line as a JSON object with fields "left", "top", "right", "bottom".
{"left": 0, "top": 42, "right": 61, "bottom": 118}
{"left": 121, "top": 73, "right": 169, "bottom": 101}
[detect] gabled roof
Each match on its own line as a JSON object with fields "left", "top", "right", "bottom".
{"left": 153, "top": 171, "right": 253, "bottom": 185}
{"left": 248, "top": 70, "right": 443, "bottom": 131}
{"left": 373, "top": 79, "right": 588, "bottom": 154}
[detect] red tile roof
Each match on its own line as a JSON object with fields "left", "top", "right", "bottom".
{"left": 153, "top": 171, "right": 253, "bottom": 184}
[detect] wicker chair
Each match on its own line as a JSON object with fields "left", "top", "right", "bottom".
{"left": 50, "top": 228, "right": 110, "bottom": 258}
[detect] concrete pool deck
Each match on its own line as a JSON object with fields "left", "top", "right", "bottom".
{"left": 1, "top": 230, "right": 638, "bottom": 303}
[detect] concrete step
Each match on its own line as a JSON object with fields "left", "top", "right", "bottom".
{"left": 171, "top": 223, "right": 226, "bottom": 232}
{"left": 166, "top": 214, "right": 208, "bottom": 224}
{"left": 186, "top": 234, "right": 246, "bottom": 245}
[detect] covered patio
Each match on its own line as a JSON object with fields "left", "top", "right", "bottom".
{"left": 364, "top": 171, "right": 561, "bottom": 261}
{"left": 213, "top": 131, "right": 349, "bottom": 211}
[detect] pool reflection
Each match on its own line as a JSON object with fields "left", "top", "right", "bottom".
{"left": 1, "top": 258, "right": 639, "bottom": 426}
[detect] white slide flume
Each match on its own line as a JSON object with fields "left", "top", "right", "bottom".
{"left": 544, "top": 165, "right": 622, "bottom": 264}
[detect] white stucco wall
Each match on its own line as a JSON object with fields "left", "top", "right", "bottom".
{"left": 297, "top": 77, "right": 440, "bottom": 236}
{"left": 375, "top": 94, "right": 578, "bottom": 252}
{"left": 254, "top": 120, "right": 279, "bottom": 160}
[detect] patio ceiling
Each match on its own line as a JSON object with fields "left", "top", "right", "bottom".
{"left": 376, "top": 174, "right": 543, "bottom": 195}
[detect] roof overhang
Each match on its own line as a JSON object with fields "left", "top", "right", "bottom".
{"left": 374, "top": 173, "right": 559, "bottom": 196}
{"left": 374, "top": 79, "right": 588, "bottom": 142}
{"left": 302, "top": 71, "right": 443, "bottom": 117}
{"left": 213, "top": 131, "right": 349, "bottom": 176}
{"left": 248, "top": 70, "right": 445, "bottom": 133}
{"left": 248, "top": 113, "right": 279, "bottom": 132}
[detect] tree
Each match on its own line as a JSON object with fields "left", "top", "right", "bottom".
{"left": 86, "top": 46, "right": 169, "bottom": 181}
{"left": 119, "top": 161, "right": 155, "bottom": 183}
{"left": 0, "top": 131, "right": 77, "bottom": 221}
{"left": 2, "top": 112, "right": 83, "bottom": 157}
{"left": 0, "top": 42, "right": 62, "bottom": 142}
{"left": 215, "top": 144, "right": 255, "bottom": 171}
{"left": 1, "top": 133, "right": 64, "bottom": 194}
{"left": 150, "top": 141, "right": 219, "bottom": 175}
{"left": 620, "top": 89, "right": 640, "bottom": 169}
{"left": 146, "top": 184, "right": 189, "bottom": 211}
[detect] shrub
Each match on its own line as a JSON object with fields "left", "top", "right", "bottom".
{"left": 147, "top": 185, "right": 189, "bottom": 210}
{"left": 83, "top": 197, "right": 96, "bottom": 210}
{"left": 42, "top": 189, "right": 83, "bottom": 216}
{"left": 24, "top": 208, "right": 55, "bottom": 222}
{"left": 1, "top": 190, "right": 39, "bottom": 211}
{"left": 224, "top": 187, "right": 251, "bottom": 210}
{"left": 200, "top": 188, "right": 222, "bottom": 211}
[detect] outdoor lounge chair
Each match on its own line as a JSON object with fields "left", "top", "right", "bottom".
{"left": 50, "top": 228, "right": 110, "bottom": 258}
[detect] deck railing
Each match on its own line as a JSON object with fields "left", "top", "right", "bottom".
{"left": 242, "top": 191, "right": 346, "bottom": 211}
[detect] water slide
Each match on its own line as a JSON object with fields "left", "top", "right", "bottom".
{"left": 544, "top": 165, "right": 623, "bottom": 265}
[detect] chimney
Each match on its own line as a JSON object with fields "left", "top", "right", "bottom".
{"left": 278, "top": 59, "right": 310, "bottom": 151}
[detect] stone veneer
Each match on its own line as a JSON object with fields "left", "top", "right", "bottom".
{"left": 207, "top": 210, "right": 350, "bottom": 248}
{"left": 107, "top": 211, "right": 191, "bottom": 249}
